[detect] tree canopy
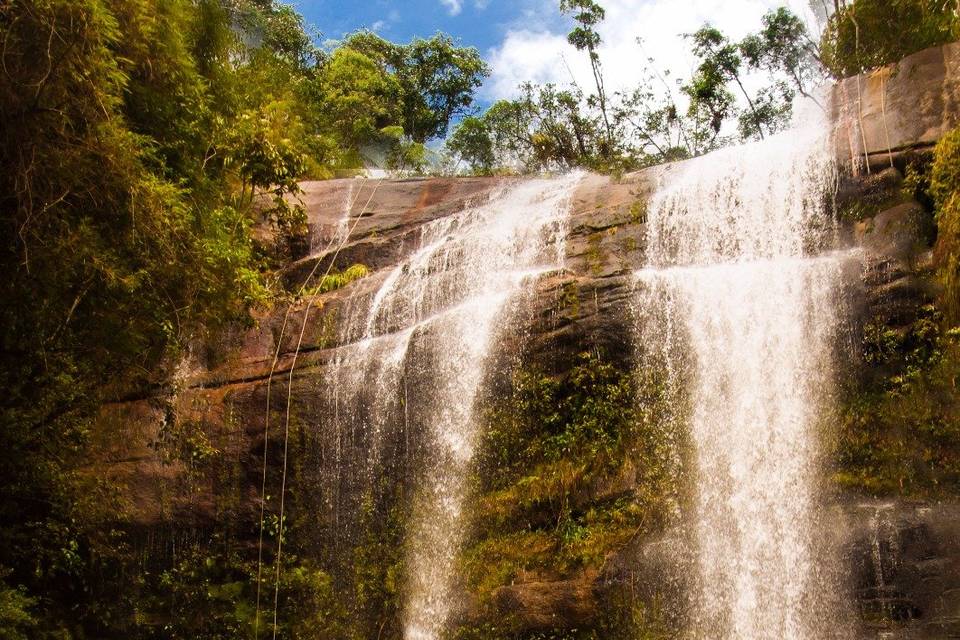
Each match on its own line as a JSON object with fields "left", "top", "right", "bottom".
{"left": 0, "top": 1, "right": 487, "bottom": 636}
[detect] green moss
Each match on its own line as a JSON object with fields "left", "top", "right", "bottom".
{"left": 464, "top": 352, "right": 684, "bottom": 626}
{"left": 559, "top": 282, "right": 581, "bottom": 319}
{"left": 629, "top": 199, "right": 648, "bottom": 225}
{"left": 831, "top": 306, "right": 960, "bottom": 496}
{"left": 586, "top": 234, "right": 605, "bottom": 276}
{"left": 462, "top": 529, "right": 557, "bottom": 599}
{"left": 931, "top": 127, "right": 960, "bottom": 322}
{"left": 553, "top": 497, "right": 647, "bottom": 570}
{"left": 594, "top": 592, "right": 674, "bottom": 640}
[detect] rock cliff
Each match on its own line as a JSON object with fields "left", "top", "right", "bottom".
{"left": 91, "top": 42, "right": 960, "bottom": 638}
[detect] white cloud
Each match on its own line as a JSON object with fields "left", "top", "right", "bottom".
{"left": 371, "top": 20, "right": 387, "bottom": 32}
{"left": 484, "top": 0, "right": 820, "bottom": 101}
{"left": 441, "top": 0, "right": 464, "bottom": 15}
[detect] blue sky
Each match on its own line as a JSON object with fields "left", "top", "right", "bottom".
{"left": 294, "top": 0, "right": 552, "bottom": 52}
{"left": 295, "top": 0, "right": 823, "bottom": 103}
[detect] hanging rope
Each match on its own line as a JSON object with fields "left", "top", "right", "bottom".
{"left": 879, "top": 69, "right": 895, "bottom": 169}
{"left": 265, "top": 177, "right": 386, "bottom": 640}
{"left": 252, "top": 178, "right": 370, "bottom": 637}
{"left": 850, "top": 4, "right": 872, "bottom": 174}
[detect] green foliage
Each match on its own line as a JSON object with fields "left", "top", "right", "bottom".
{"left": 141, "top": 545, "right": 349, "bottom": 640}
{"left": 820, "top": 0, "right": 960, "bottom": 77}
{"left": 343, "top": 31, "right": 489, "bottom": 143}
{"left": 447, "top": 83, "right": 612, "bottom": 173}
{"left": 833, "top": 306, "right": 960, "bottom": 495}
{"left": 0, "top": 570, "right": 36, "bottom": 640}
{"left": 463, "top": 352, "right": 682, "bottom": 622}
{"left": 447, "top": 117, "right": 497, "bottom": 174}
{"left": 560, "top": 0, "right": 613, "bottom": 153}
{"left": 739, "top": 7, "right": 821, "bottom": 99}
{"left": 0, "top": 0, "right": 487, "bottom": 635}
{"left": 316, "top": 48, "right": 403, "bottom": 146}
{"left": 594, "top": 591, "right": 673, "bottom": 640}
{"left": 303, "top": 264, "right": 371, "bottom": 297}
{"left": 685, "top": 24, "right": 795, "bottom": 141}
{"left": 931, "top": 126, "right": 960, "bottom": 321}
{"left": 561, "top": 0, "right": 606, "bottom": 54}
{"left": 453, "top": 6, "right": 819, "bottom": 173}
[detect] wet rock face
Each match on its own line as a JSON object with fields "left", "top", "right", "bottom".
{"left": 833, "top": 41, "right": 960, "bottom": 169}
{"left": 841, "top": 502, "right": 960, "bottom": 639}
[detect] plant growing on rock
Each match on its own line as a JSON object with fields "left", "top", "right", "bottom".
{"left": 820, "top": 0, "right": 960, "bottom": 77}
{"left": 931, "top": 126, "right": 960, "bottom": 322}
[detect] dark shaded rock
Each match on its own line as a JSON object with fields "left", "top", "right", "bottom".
{"left": 855, "top": 202, "right": 935, "bottom": 261}
{"left": 838, "top": 501, "right": 960, "bottom": 639}
{"left": 490, "top": 573, "right": 599, "bottom": 631}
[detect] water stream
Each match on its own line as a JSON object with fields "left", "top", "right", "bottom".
{"left": 323, "top": 174, "right": 581, "bottom": 639}
{"left": 635, "top": 103, "right": 852, "bottom": 639}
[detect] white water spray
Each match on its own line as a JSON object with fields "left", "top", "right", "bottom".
{"left": 635, "top": 103, "right": 852, "bottom": 639}
{"left": 324, "top": 174, "right": 580, "bottom": 640}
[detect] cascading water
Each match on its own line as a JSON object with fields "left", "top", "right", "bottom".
{"left": 321, "top": 174, "right": 580, "bottom": 639}
{"left": 634, "top": 102, "right": 854, "bottom": 639}
{"left": 310, "top": 178, "right": 356, "bottom": 255}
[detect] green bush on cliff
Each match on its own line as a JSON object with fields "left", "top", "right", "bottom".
{"left": 0, "top": 570, "right": 35, "bottom": 640}
{"left": 820, "top": 0, "right": 960, "bottom": 77}
{"left": 833, "top": 306, "right": 960, "bottom": 495}
{"left": 931, "top": 126, "right": 960, "bottom": 322}
{"left": 462, "top": 352, "right": 683, "bottom": 633}
{"left": 478, "top": 353, "right": 640, "bottom": 487}
{"left": 139, "top": 544, "right": 350, "bottom": 640}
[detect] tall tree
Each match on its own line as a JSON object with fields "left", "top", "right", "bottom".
{"left": 344, "top": 32, "right": 489, "bottom": 142}
{"left": 689, "top": 26, "right": 769, "bottom": 140}
{"left": 559, "top": 0, "right": 614, "bottom": 154}
{"left": 740, "top": 7, "right": 825, "bottom": 102}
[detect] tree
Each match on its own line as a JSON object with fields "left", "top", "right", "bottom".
{"left": 344, "top": 32, "right": 489, "bottom": 142}
{"left": 314, "top": 48, "right": 403, "bottom": 146}
{"left": 820, "top": 0, "right": 960, "bottom": 77}
{"left": 226, "top": 0, "right": 322, "bottom": 70}
{"left": 447, "top": 117, "right": 496, "bottom": 173}
{"left": 740, "top": 7, "right": 825, "bottom": 101}
{"left": 560, "top": 0, "right": 614, "bottom": 154}
{"left": 688, "top": 26, "right": 770, "bottom": 140}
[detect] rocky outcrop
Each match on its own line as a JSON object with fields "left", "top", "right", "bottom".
{"left": 833, "top": 41, "right": 960, "bottom": 170}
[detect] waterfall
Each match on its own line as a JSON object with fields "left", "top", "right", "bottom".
{"left": 322, "top": 174, "right": 580, "bottom": 639}
{"left": 634, "top": 103, "right": 853, "bottom": 639}
{"left": 309, "top": 178, "right": 355, "bottom": 255}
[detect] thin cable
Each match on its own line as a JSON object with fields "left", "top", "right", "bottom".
{"left": 253, "top": 179, "right": 368, "bottom": 637}
{"left": 271, "top": 177, "right": 385, "bottom": 639}
{"left": 879, "top": 69, "right": 895, "bottom": 169}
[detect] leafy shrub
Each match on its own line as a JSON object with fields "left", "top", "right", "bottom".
{"left": 820, "top": 0, "right": 960, "bottom": 77}
{"left": 303, "top": 264, "right": 371, "bottom": 298}
{"left": 833, "top": 306, "right": 960, "bottom": 495}
{"left": 0, "top": 570, "right": 35, "bottom": 640}
{"left": 931, "top": 126, "right": 960, "bottom": 320}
